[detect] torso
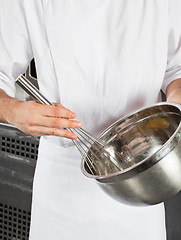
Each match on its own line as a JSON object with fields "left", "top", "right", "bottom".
{"left": 24, "top": 2, "right": 169, "bottom": 239}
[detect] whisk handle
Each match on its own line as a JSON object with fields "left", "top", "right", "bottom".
{"left": 16, "top": 74, "right": 54, "bottom": 106}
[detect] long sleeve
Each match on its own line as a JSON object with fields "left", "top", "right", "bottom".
{"left": 162, "top": 0, "right": 181, "bottom": 93}
{"left": 0, "top": 0, "right": 33, "bottom": 97}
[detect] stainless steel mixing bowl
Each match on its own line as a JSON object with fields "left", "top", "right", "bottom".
{"left": 81, "top": 102, "right": 181, "bottom": 206}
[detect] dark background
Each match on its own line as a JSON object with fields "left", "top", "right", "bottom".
{"left": 165, "top": 192, "right": 181, "bottom": 240}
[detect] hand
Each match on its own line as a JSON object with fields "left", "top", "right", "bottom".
{"left": 8, "top": 100, "right": 81, "bottom": 139}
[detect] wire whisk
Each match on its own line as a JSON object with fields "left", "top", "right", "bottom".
{"left": 16, "top": 75, "right": 130, "bottom": 175}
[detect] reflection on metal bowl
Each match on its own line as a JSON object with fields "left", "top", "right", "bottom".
{"left": 81, "top": 102, "right": 181, "bottom": 206}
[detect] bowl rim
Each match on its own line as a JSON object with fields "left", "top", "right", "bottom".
{"left": 81, "top": 102, "right": 181, "bottom": 180}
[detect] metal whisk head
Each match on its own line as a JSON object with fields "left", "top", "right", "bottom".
{"left": 70, "top": 128, "right": 126, "bottom": 175}
{"left": 16, "top": 75, "right": 130, "bottom": 176}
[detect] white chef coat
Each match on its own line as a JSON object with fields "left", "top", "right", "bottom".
{"left": 1, "top": 0, "right": 181, "bottom": 239}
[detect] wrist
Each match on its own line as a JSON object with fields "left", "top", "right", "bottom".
{"left": 0, "top": 92, "right": 21, "bottom": 124}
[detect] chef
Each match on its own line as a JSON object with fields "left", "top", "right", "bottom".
{"left": 0, "top": 0, "right": 181, "bottom": 239}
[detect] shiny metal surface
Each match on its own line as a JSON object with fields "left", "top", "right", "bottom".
{"left": 16, "top": 75, "right": 52, "bottom": 105}
{"left": 81, "top": 103, "right": 181, "bottom": 206}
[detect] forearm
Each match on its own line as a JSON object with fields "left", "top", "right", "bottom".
{"left": 0, "top": 89, "right": 20, "bottom": 124}
{"left": 166, "top": 78, "right": 181, "bottom": 104}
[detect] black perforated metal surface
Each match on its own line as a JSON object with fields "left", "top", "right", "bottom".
{"left": 0, "top": 203, "right": 31, "bottom": 240}
{"left": 0, "top": 123, "right": 38, "bottom": 240}
{"left": 0, "top": 136, "right": 38, "bottom": 161}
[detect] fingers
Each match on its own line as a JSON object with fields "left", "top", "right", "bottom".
{"left": 13, "top": 101, "right": 81, "bottom": 140}
{"left": 27, "top": 102, "right": 81, "bottom": 130}
{"left": 34, "top": 103, "right": 76, "bottom": 119}
{"left": 28, "top": 126, "right": 78, "bottom": 139}
{"left": 28, "top": 115, "right": 81, "bottom": 129}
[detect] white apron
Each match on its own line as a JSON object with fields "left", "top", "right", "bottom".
{"left": 1, "top": 0, "right": 181, "bottom": 239}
